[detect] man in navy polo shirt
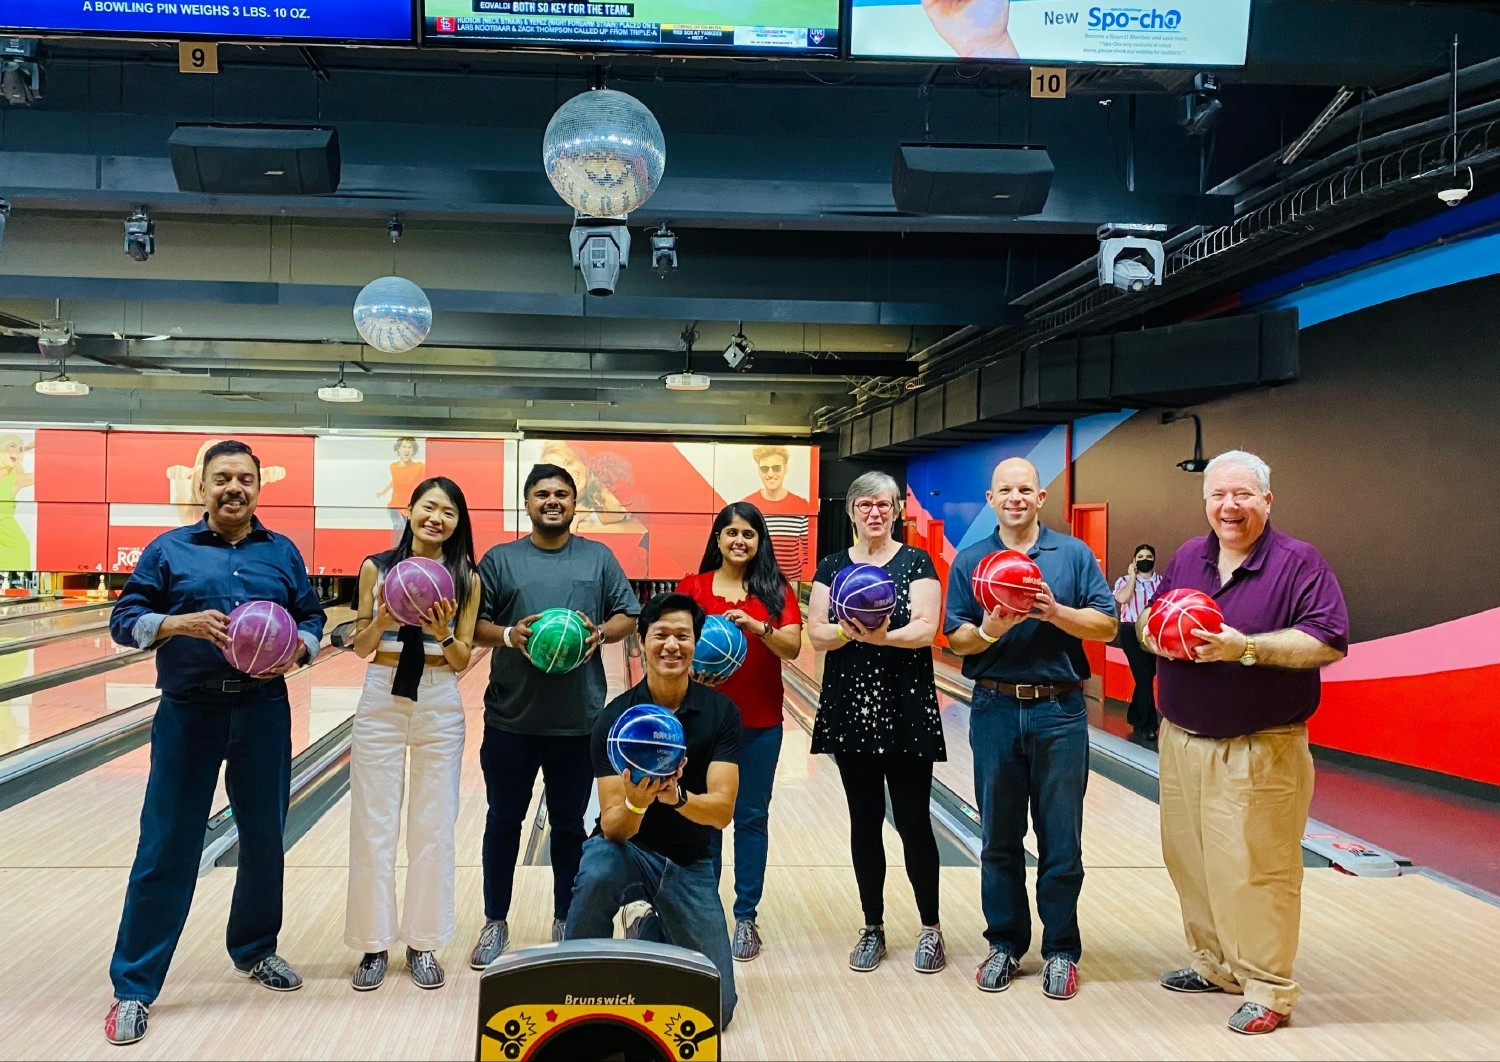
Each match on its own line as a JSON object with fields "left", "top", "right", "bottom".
{"left": 1139, "top": 450, "right": 1347, "bottom": 1036}
{"left": 104, "top": 439, "right": 325, "bottom": 1047}
{"left": 945, "top": 457, "right": 1117, "bottom": 1000}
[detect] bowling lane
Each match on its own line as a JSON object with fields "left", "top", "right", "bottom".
{"left": 0, "top": 596, "right": 105, "bottom": 619}
{"left": 0, "top": 601, "right": 113, "bottom": 644}
{"left": 0, "top": 641, "right": 366, "bottom": 871}
{"left": 0, "top": 633, "right": 157, "bottom": 757}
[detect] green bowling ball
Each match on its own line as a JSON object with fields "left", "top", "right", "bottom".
{"left": 527, "top": 608, "right": 590, "bottom": 674}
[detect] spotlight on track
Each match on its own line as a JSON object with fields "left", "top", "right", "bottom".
{"left": 123, "top": 207, "right": 155, "bottom": 262}
{"left": 1098, "top": 224, "right": 1166, "bottom": 294}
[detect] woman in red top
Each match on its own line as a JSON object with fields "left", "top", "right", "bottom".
{"left": 677, "top": 502, "right": 803, "bottom": 963}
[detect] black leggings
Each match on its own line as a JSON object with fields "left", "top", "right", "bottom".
{"left": 833, "top": 752, "right": 941, "bottom": 927}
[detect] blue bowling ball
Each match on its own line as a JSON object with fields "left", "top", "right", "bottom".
{"left": 693, "top": 614, "right": 748, "bottom": 681}
{"left": 607, "top": 703, "right": 687, "bottom": 784}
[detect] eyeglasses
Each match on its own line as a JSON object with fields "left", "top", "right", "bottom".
{"left": 854, "top": 500, "right": 894, "bottom": 514}
{"left": 758, "top": 464, "right": 785, "bottom": 474}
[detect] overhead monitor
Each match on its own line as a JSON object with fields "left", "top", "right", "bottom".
{"left": 0, "top": 0, "right": 416, "bottom": 43}
{"left": 850, "top": 0, "right": 1253, "bottom": 67}
{"left": 422, "top": 1, "right": 841, "bottom": 55}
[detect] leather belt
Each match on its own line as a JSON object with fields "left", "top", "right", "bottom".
{"left": 181, "top": 676, "right": 275, "bottom": 698}
{"left": 975, "top": 678, "right": 1082, "bottom": 701}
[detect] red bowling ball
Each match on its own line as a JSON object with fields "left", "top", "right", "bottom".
{"left": 972, "top": 549, "right": 1044, "bottom": 614}
{"left": 1145, "top": 588, "right": 1225, "bottom": 660}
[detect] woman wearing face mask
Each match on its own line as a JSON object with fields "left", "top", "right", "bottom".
{"left": 1113, "top": 543, "right": 1163, "bottom": 743}
{"left": 676, "top": 502, "right": 803, "bottom": 963}
{"left": 807, "top": 472, "right": 945, "bottom": 977}
{"left": 345, "top": 477, "right": 480, "bottom": 992}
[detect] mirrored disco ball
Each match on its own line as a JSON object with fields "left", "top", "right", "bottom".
{"left": 353, "top": 276, "right": 432, "bottom": 354}
{"left": 542, "top": 88, "right": 666, "bottom": 217}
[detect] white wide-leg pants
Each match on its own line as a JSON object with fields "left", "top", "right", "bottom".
{"left": 344, "top": 664, "right": 465, "bottom": 953}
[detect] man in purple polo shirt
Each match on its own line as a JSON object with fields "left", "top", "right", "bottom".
{"left": 1138, "top": 450, "right": 1348, "bottom": 1036}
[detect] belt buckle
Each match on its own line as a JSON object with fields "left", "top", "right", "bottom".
{"left": 1014, "top": 683, "right": 1039, "bottom": 700}
{"left": 221, "top": 679, "right": 244, "bottom": 694}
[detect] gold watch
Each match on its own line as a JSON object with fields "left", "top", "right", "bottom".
{"left": 1239, "top": 637, "right": 1258, "bottom": 667}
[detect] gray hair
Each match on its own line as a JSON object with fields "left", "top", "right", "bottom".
{"left": 1203, "top": 450, "right": 1271, "bottom": 494}
{"left": 845, "top": 470, "right": 903, "bottom": 519}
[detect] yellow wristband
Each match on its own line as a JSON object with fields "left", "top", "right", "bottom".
{"left": 977, "top": 626, "right": 1000, "bottom": 644}
{"left": 624, "top": 799, "right": 647, "bottom": 815}
{"left": 836, "top": 626, "right": 850, "bottom": 642}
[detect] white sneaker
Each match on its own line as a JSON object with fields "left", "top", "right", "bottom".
{"left": 619, "top": 901, "right": 653, "bottom": 939}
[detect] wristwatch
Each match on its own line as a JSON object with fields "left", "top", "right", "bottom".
{"left": 669, "top": 787, "right": 691, "bottom": 810}
{"left": 439, "top": 634, "right": 456, "bottom": 648}
{"left": 1239, "top": 637, "right": 1258, "bottom": 666}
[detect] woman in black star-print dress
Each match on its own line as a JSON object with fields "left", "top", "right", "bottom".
{"left": 808, "top": 470, "right": 946, "bottom": 977}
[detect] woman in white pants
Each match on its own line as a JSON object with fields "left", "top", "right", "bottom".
{"left": 346, "top": 476, "right": 480, "bottom": 991}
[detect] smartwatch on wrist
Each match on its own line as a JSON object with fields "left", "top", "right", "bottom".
{"left": 670, "top": 787, "right": 690, "bottom": 810}
{"left": 439, "top": 634, "right": 456, "bottom": 648}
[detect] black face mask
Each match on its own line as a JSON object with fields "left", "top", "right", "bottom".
{"left": 1136, "top": 558, "right": 1155, "bottom": 573}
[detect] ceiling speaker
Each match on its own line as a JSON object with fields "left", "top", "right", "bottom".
{"left": 892, "top": 143, "right": 1054, "bottom": 217}
{"left": 169, "top": 124, "right": 341, "bottom": 196}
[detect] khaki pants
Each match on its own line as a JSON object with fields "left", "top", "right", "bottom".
{"left": 1157, "top": 719, "right": 1315, "bottom": 1015}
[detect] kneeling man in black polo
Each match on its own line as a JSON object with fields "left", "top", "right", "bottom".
{"left": 564, "top": 592, "right": 741, "bottom": 1027}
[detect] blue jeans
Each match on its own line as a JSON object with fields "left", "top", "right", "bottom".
{"left": 710, "top": 723, "right": 783, "bottom": 922}
{"left": 111, "top": 688, "right": 292, "bottom": 1004}
{"left": 970, "top": 685, "right": 1089, "bottom": 962}
{"left": 565, "top": 834, "right": 737, "bottom": 1028}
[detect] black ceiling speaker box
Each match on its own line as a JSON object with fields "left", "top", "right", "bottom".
{"left": 169, "top": 124, "right": 341, "bottom": 195}
{"left": 892, "top": 143, "right": 1054, "bottom": 217}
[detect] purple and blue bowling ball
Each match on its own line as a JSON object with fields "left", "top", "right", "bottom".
{"left": 830, "top": 562, "right": 897, "bottom": 630}
{"left": 692, "top": 614, "right": 748, "bottom": 681}
{"left": 607, "top": 703, "right": 687, "bottom": 784}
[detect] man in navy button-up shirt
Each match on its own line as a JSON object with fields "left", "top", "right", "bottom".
{"left": 102, "top": 440, "right": 325, "bottom": 1048}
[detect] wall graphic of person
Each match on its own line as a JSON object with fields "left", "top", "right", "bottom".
{"left": 921, "top": 0, "right": 1019, "bottom": 59}
{"left": 167, "top": 438, "right": 286, "bottom": 527}
{"left": 741, "top": 445, "right": 810, "bottom": 582}
{"left": 0, "top": 434, "right": 36, "bottom": 570}
{"left": 538, "top": 441, "right": 648, "bottom": 571}
{"left": 374, "top": 437, "right": 427, "bottom": 546}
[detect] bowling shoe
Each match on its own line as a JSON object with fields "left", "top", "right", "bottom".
{"left": 470, "top": 919, "right": 509, "bottom": 970}
{"left": 352, "top": 951, "right": 388, "bottom": 991}
{"left": 1160, "top": 967, "right": 1223, "bottom": 993}
{"left": 407, "top": 948, "right": 445, "bottom": 990}
{"left": 1228, "top": 1002, "right": 1286, "bottom": 1035}
{"left": 236, "top": 953, "right": 303, "bottom": 991}
{"left": 732, "top": 919, "right": 763, "bottom": 962}
{"left": 104, "top": 1000, "right": 149, "bottom": 1045}
{"left": 848, "top": 925, "right": 887, "bottom": 972}
{"left": 1041, "top": 955, "right": 1079, "bottom": 999}
{"left": 975, "top": 947, "right": 1020, "bottom": 992}
{"left": 913, "top": 927, "right": 946, "bottom": 973}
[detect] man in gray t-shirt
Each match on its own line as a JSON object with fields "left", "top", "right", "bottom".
{"left": 467, "top": 463, "right": 639, "bottom": 969}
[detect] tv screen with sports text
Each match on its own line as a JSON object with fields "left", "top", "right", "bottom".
{"left": 0, "top": 0, "right": 416, "bottom": 43}
{"left": 422, "top": 0, "right": 840, "bottom": 55}
{"left": 850, "top": 0, "right": 1251, "bottom": 66}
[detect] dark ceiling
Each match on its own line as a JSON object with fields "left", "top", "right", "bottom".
{"left": 1, "top": 0, "right": 1497, "bottom": 436}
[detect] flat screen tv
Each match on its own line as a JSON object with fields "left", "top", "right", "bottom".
{"left": 849, "top": 0, "right": 1252, "bottom": 67}
{"left": 422, "top": 0, "right": 841, "bottom": 55}
{"left": 0, "top": 0, "right": 416, "bottom": 44}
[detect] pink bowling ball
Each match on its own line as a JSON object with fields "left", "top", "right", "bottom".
{"left": 384, "top": 556, "right": 455, "bottom": 627}
{"left": 223, "top": 600, "right": 299, "bottom": 676}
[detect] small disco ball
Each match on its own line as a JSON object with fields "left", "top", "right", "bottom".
{"left": 353, "top": 276, "right": 432, "bottom": 354}
{"left": 542, "top": 88, "right": 666, "bottom": 217}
